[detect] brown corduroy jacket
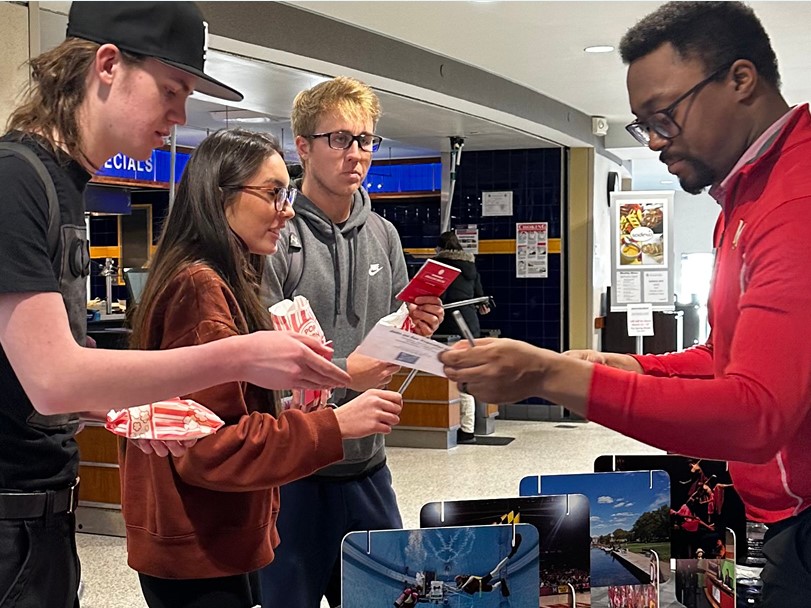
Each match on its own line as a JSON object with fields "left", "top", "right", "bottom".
{"left": 120, "top": 263, "right": 344, "bottom": 579}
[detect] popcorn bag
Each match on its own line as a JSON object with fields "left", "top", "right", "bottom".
{"left": 106, "top": 398, "right": 224, "bottom": 440}
{"left": 269, "top": 295, "right": 332, "bottom": 411}
{"left": 379, "top": 303, "right": 415, "bottom": 333}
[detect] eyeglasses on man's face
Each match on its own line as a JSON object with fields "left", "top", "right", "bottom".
{"left": 625, "top": 64, "right": 732, "bottom": 146}
{"left": 223, "top": 184, "right": 297, "bottom": 211}
{"left": 307, "top": 131, "right": 383, "bottom": 153}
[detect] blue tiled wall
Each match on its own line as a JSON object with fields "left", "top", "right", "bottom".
{"left": 450, "top": 148, "right": 563, "bottom": 353}
{"left": 373, "top": 148, "right": 565, "bottom": 413}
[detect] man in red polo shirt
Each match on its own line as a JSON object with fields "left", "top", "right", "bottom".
{"left": 440, "top": 3, "right": 811, "bottom": 606}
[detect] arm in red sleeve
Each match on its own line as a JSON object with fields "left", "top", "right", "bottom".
{"left": 588, "top": 198, "right": 811, "bottom": 463}
{"left": 155, "top": 267, "right": 344, "bottom": 492}
{"left": 632, "top": 342, "right": 715, "bottom": 378}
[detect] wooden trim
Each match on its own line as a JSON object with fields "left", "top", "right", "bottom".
{"left": 405, "top": 238, "right": 561, "bottom": 256}
{"left": 371, "top": 157, "right": 441, "bottom": 166}
{"left": 90, "top": 175, "right": 170, "bottom": 190}
{"left": 403, "top": 247, "right": 435, "bottom": 257}
{"left": 77, "top": 464, "right": 122, "bottom": 505}
{"left": 568, "top": 148, "right": 593, "bottom": 350}
{"left": 399, "top": 402, "right": 460, "bottom": 428}
{"left": 370, "top": 191, "right": 439, "bottom": 201}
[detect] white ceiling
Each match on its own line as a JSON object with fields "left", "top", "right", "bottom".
{"left": 39, "top": 1, "right": 811, "bottom": 189}
{"left": 287, "top": 1, "right": 811, "bottom": 189}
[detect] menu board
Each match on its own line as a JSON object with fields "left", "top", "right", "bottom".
{"left": 610, "top": 191, "right": 675, "bottom": 312}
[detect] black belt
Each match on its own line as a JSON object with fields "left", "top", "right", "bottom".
{"left": 0, "top": 478, "right": 79, "bottom": 520}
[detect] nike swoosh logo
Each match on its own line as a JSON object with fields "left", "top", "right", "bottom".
{"left": 369, "top": 264, "right": 382, "bottom": 276}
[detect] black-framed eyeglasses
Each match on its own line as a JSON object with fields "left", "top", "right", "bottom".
{"left": 307, "top": 131, "right": 383, "bottom": 152}
{"left": 625, "top": 64, "right": 732, "bottom": 146}
{"left": 222, "top": 184, "right": 297, "bottom": 211}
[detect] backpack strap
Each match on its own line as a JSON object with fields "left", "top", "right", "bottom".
{"left": 0, "top": 142, "right": 60, "bottom": 264}
{"left": 281, "top": 216, "right": 304, "bottom": 299}
{"left": 281, "top": 210, "right": 392, "bottom": 299}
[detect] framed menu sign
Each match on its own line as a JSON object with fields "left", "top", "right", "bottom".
{"left": 610, "top": 191, "right": 675, "bottom": 312}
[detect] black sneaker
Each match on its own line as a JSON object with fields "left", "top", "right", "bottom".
{"left": 457, "top": 430, "right": 477, "bottom": 444}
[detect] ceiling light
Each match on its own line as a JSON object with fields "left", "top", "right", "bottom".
{"left": 584, "top": 45, "right": 615, "bottom": 54}
{"left": 660, "top": 180, "right": 674, "bottom": 184}
{"left": 209, "top": 109, "right": 287, "bottom": 124}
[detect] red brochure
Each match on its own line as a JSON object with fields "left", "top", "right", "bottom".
{"left": 396, "top": 259, "right": 461, "bottom": 303}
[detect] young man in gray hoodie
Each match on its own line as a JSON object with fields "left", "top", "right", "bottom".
{"left": 259, "top": 76, "right": 444, "bottom": 607}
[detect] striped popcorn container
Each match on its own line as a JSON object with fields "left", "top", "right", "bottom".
{"left": 269, "top": 296, "right": 332, "bottom": 411}
{"left": 106, "top": 398, "right": 225, "bottom": 440}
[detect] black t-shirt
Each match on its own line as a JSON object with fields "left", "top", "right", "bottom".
{"left": 0, "top": 133, "right": 91, "bottom": 491}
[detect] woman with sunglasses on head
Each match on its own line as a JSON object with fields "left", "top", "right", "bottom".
{"left": 123, "top": 129, "right": 402, "bottom": 608}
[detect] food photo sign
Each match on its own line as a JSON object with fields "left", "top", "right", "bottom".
{"left": 610, "top": 191, "right": 675, "bottom": 312}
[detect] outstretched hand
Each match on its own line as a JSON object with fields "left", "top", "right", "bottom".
{"left": 439, "top": 338, "right": 549, "bottom": 404}
{"left": 242, "top": 331, "right": 351, "bottom": 390}
{"left": 440, "top": 338, "right": 593, "bottom": 410}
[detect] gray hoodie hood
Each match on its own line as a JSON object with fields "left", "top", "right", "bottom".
{"left": 291, "top": 180, "right": 372, "bottom": 326}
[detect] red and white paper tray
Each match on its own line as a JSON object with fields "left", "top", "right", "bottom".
{"left": 378, "top": 303, "right": 415, "bottom": 333}
{"left": 269, "top": 295, "right": 327, "bottom": 341}
{"left": 106, "top": 398, "right": 225, "bottom": 440}
{"left": 269, "top": 295, "right": 332, "bottom": 411}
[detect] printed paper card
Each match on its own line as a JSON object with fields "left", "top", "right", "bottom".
{"left": 342, "top": 524, "right": 539, "bottom": 607}
{"left": 356, "top": 324, "right": 448, "bottom": 376}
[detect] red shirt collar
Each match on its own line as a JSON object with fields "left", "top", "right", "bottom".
{"left": 710, "top": 104, "right": 806, "bottom": 206}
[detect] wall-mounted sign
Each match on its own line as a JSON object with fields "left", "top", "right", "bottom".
{"left": 610, "top": 191, "right": 675, "bottom": 312}
{"left": 516, "top": 222, "right": 548, "bottom": 279}
{"left": 97, "top": 149, "right": 190, "bottom": 184}
{"left": 455, "top": 225, "right": 479, "bottom": 254}
{"left": 482, "top": 190, "right": 513, "bottom": 216}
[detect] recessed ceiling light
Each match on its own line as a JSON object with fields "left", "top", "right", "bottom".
{"left": 660, "top": 180, "right": 674, "bottom": 184}
{"left": 584, "top": 45, "right": 615, "bottom": 54}
{"left": 209, "top": 109, "right": 286, "bottom": 124}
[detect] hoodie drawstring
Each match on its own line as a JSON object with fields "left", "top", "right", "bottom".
{"left": 330, "top": 222, "right": 342, "bottom": 322}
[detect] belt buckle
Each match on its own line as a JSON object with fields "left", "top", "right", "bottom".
{"left": 67, "top": 477, "right": 80, "bottom": 514}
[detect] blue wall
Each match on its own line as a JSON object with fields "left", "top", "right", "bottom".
{"left": 451, "top": 148, "right": 563, "bottom": 353}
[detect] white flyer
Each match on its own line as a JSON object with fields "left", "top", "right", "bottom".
{"left": 627, "top": 303, "right": 655, "bottom": 337}
{"left": 356, "top": 324, "right": 449, "bottom": 377}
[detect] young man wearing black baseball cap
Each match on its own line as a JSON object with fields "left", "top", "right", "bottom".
{"left": 0, "top": 4, "right": 350, "bottom": 607}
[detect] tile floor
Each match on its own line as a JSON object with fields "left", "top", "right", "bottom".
{"left": 76, "top": 419, "right": 662, "bottom": 607}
